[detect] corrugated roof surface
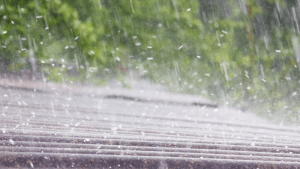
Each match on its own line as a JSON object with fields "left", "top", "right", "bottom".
{"left": 1, "top": 79, "right": 300, "bottom": 168}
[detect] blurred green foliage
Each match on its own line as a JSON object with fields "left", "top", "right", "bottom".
{"left": 1, "top": 0, "right": 300, "bottom": 124}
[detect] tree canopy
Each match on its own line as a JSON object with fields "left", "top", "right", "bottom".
{"left": 1, "top": 0, "right": 300, "bottom": 124}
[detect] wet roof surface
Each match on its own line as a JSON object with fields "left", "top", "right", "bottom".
{"left": 1, "top": 79, "right": 300, "bottom": 168}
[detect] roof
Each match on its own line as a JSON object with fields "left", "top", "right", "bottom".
{"left": 1, "top": 79, "right": 300, "bottom": 168}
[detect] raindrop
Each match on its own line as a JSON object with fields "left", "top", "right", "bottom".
{"left": 221, "top": 62, "right": 229, "bottom": 82}
{"left": 9, "top": 139, "right": 15, "bottom": 145}
{"left": 292, "top": 7, "right": 300, "bottom": 34}
{"left": 260, "top": 65, "right": 265, "bottom": 79}
{"left": 51, "top": 102, "right": 56, "bottom": 117}
{"left": 130, "top": 0, "right": 134, "bottom": 13}
{"left": 18, "top": 5, "right": 22, "bottom": 18}
{"left": 74, "top": 54, "right": 79, "bottom": 69}
{"left": 44, "top": 16, "right": 49, "bottom": 29}
{"left": 216, "top": 31, "right": 221, "bottom": 46}
{"left": 222, "top": 30, "right": 228, "bottom": 34}
{"left": 33, "top": 38, "right": 37, "bottom": 51}
{"left": 97, "top": 0, "right": 102, "bottom": 9}
{"left": 30, "top": 161, "right": 34, "bottom": 168}
{"left": 292, "top": 36, "right": 300, "bottom": 68}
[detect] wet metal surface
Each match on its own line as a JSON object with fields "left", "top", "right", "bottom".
{"left": 1, "top": 79, "right": 300, "bottom": 168}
